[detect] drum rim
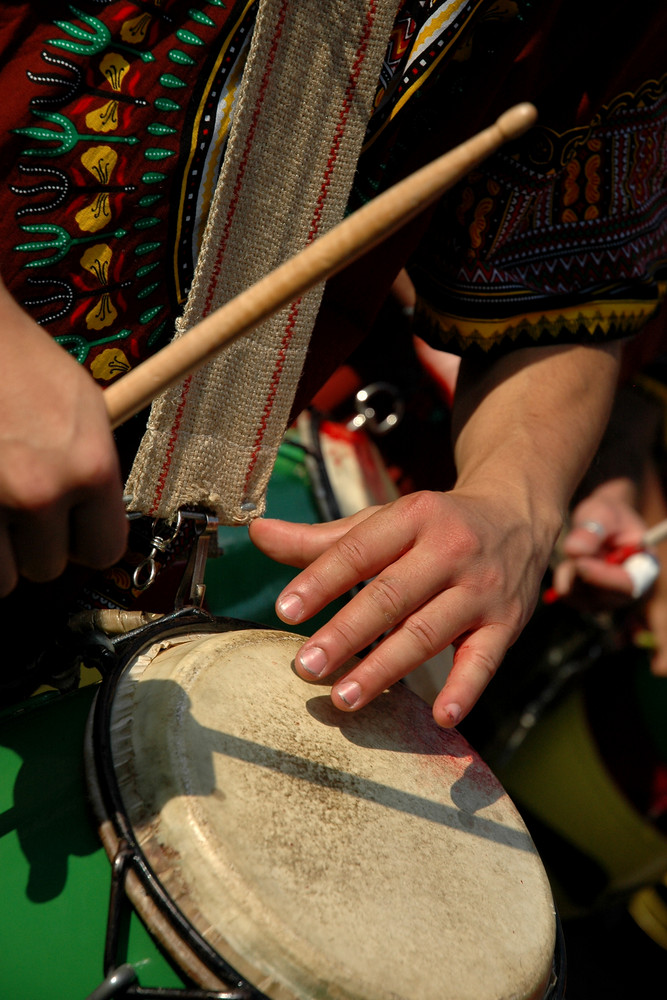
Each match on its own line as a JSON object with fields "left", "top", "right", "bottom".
{"left": 86, "top": 608, "right": 272, "bottom": 998}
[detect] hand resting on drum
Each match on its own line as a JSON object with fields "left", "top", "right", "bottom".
{"left": 0, "top": 276, "right": 128, "bottom": 596}
{"left": 251, "top": 488, "right": 555, "bottom": 727}
{"left": 250, "top": 342, "right": 621, "bottom": 727}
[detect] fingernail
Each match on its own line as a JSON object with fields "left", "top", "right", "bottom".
{"left": 444, "top": 703, "right": 462, "bottom": 726}
{"left": 277, "top": 593, "right": 304, "bottom": 622}
{"left": 579, "top": 520, "right": 606, "bottom": 538}
{"left": 335, "top": 680, "right": 362, "bottom": 708}
{"left": 298, "top": 646, "right": 327, "bottom": 677}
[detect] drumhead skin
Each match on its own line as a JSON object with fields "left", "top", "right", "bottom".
{"left": 88, "top": 628, "right": 556, "bottom": 1000}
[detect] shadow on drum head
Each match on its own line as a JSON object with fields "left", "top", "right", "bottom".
{"left": 115, "top": 675, "right": 531, "bottom": 859}
{"left": 304, "top": 690, "right": 516, "bottom": 839}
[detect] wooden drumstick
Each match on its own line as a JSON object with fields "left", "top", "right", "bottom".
{"left": 105, "top": 103, "right": 537, "bottom": 429}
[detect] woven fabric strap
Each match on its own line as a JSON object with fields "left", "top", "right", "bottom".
{"left": 125, "top": 0, "right": 399, "bottom": 524}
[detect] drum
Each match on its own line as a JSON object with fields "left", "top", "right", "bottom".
{"left": 487, "top": 620, "right": 667, "bottom": 920}
{"left": 84, "top": 612, "right": 564, "bottom": 1000}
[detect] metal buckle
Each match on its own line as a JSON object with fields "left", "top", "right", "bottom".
{"left": 130, "top": 511, "right": 219, "bottom": 606}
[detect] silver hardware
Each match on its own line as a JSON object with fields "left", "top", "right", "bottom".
{"left": 174, "top": 512, "right": 219, "bottom": 609}
{"left": 132, "top": 520, "right": 179, "bottom": 591}
{"left": 346, "top": 382, "right": 404, "bottom": 435}
{"left": 131, "top": 510, "right": 219, "bottom": 596}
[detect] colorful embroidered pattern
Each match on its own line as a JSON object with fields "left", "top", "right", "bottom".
{"left": 411, "top": 74, "right": 667, "bottom": 354}
{"left": 2, "top": 0, "right": 666, "bottom": 376}
{"left": 1, "top": 0, "right": 255, "bottom": 383}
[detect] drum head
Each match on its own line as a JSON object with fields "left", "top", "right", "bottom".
{"left": 87, "top": 627, "right": 556, "bottom": 1000}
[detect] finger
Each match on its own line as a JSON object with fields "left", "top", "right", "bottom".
{"left": 9, "top": 507, "right": 70, "bottom": 582}
{"left": 292, "top": 550, "right": 455, "bottom": 681}
{"left": 550, "top": 558, "right": 578, "bottom": 597}
{"left": 249, "top": 509, "right": 377, "bottom": 568}
{"left": 0, "top": 526, "right": 18, "bottom": 596}
{"left": 326, "top": 587, "right": 477, "bottom": 712}
{"left": 573, "top": 556, "right": 638, "bottom": 596}
{"left": 650, "top": 646, "right": 667, "bottom": 677}
{"left": 69, "top": 492, "right": 129, "bottom": 569}
{"left": 274, "top": 502, "right": 431, "bottom": 625}
{"left": 432, "top": 623, "right": 516, "bottom": 727}
{"left": 299, "top": 580, "right": 510, "bottom": 724}
{"left": 563, "top": 519, "right": 609, "bottom": 557}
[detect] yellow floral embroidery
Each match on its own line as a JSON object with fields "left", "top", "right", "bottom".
{"left": 80, "top": 242, "right": 112, "bottom": 282}
{"left": 91, "top": 348, "right": 131, "bottom": 380}
{"left": 75, "top": 147, "right": 117, "bottom": 232}
{"left": 121, "top": 13, "right": 153, "bottom": 45}
{"left": 80, "top": 244, "right": 118, "bottom": 330}
{"left": 85, "top": 293, "right": 118, "bottom": 329}
{"left": 85, "top": 55, "right": 129, "bottom": 132}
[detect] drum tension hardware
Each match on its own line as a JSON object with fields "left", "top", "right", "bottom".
{"left": 174, "top": 512, "right": 220, "bottom": 610}
{"left": 346, "top": 381, "right": 405, "bottom": 435}
{"left": 87, "top": 834, "right": 251, "bottom": 1000}
{"left": 128, "top": 508, "right": 219, "bottom": 608}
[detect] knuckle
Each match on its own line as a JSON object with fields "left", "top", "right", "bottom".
{"left": 21, "top": 553, "right": 68, "bottom": 583}
{"left": 73, "top": 447, "right": 119, "bottom": 491}
{"left": 469, "top": 647, "right": 500, "bottom": 683}
{"left": 335, "top": 532, "right": 370, "bottom": 576}
{"left": 366, "top": 576, "right": 405, "bottom": 624}
{"left": 402, "top": 612, "right": 440, "bottom": 656}
{"left": 470, "top": 563, "right": 505, "bottom": 596}
{"left": 445, "top": 522, "right": 483, "bottom": 561}
{"left": 328, "top": 615, "right": 364, "bottom": 652}
{"left": 400, "top": 490, "right": 439, "bottom": 523}
{"left": 458, "top": 641, "right": 500, "bottom": 684}
{"left": 400, "top": 491, "right": 482, "bottom": 557}
{"left": 5, "top": 472, "right": 59, "bottom": 514}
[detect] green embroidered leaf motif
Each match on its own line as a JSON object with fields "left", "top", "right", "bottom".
{"left": 176, "top": 29, "right": 205, "bottom": 45}
{"left": 168, "top": 49, "right": 197, "bottom": 66}
{"left": 188, "top": 8, "right": 216, "bottom": 24}
{"left": 50, "top": 7, "right": 110, "bottom": 56}
{"left": 14, "top": 112, "right": 138, "bottom": 155}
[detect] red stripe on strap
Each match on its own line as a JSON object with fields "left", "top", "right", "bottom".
{"left": 243, "top": 1, "right": 379, "bottom": 497}
{"left": 149, "top": 1, "right": 289, "bottom": 515}
{"left": 150, "top": 374, "right": 193, "bottom": 515}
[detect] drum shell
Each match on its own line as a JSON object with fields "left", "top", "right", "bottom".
{"left": 496, "top": 647, "right": 667, "bottom": 919}
{"left": 0, "top": 626, "right": 561, "bottom": 998}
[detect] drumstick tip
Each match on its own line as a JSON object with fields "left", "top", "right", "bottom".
{"left": 495, "top": 102, "right": 538, "bottom": 142}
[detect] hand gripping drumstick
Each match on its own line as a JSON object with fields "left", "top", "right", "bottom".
{"left": 104, "top": 103, "right": 537, "bottom": 429}
{"left": 543, "top": 515, "right": 667, "bottom": 605}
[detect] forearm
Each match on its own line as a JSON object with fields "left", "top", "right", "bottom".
{"left": 452, "top": 343, "right": 621, "bottom": 545}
